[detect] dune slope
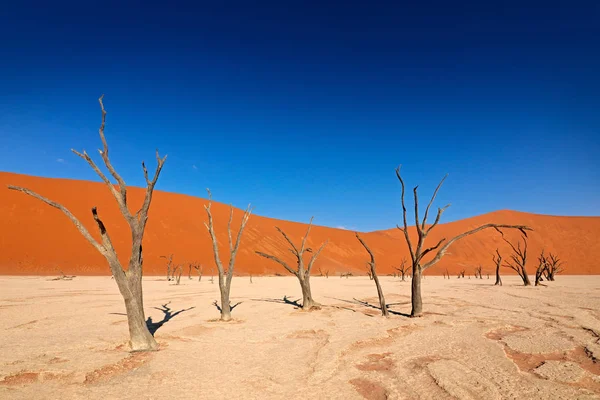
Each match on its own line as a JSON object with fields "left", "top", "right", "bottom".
{"left": 1, "top": 172, "right": 599, "bottom": 276}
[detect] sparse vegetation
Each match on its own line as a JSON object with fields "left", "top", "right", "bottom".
{"left": 356, "top": 232, "right": 388, "bottom": 317}
{"left": 255, "top": 217, "right": 328, "bottom": 310}
{"left": 7, "top": 95, "right": 165, "bottom": 352}
{"left": 395, "top": 166, "right": 532, "bottom": 316}
{"left": 499, "top": 232, "right": 531, "bottom": 286}
{"left": 204, "top": 189, "right": 252, "bottom": 321}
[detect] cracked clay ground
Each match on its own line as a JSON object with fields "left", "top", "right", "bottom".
{"left": 1, "top": 275, "right": 600, "bottom": 399}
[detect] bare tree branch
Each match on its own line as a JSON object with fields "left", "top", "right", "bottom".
{"left": 421, "top": 224, "right": 532, "bottom": 271}
{"left": 421, "top": 174, "right": 448, "bottom": 231}
{"left": 7, "top": 186, "right": 106, "bottom": 256}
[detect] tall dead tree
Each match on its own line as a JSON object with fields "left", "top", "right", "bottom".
{"left": 204, "top": 190, "right": 252, "bottom": 321}
{"left": 255, "top": 217, "right": 328, "bottom": 310}
{"left": 394, "top": 257, "right": 409, "bottom": 281}
{"left": 7, "top": 96, "right": 166, "bottom": 351}
{"left": 499, "top": 232, "right": 531, "bottom": 286}
{"left": 395, "top": 166, "right": 531, "bottom": 317}
{"left": 493, "top": 249, "right": 502, "bottom": 286}
{"left": 544, "top": 252, "right": 564, "bottom": 281}
{"left": 356, "top": 233, "right": 388, "bottom": 317}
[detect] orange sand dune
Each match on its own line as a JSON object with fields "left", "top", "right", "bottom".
{"left": 1, "top": 172, "right": 599, "bottom": 276}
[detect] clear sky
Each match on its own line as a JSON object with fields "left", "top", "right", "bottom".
{"left": 1, "top": 1, "right": 599, "bottom": 231}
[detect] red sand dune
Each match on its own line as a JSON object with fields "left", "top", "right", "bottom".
{"left": 1, "top": 172, "right": 599, "bottom": 276}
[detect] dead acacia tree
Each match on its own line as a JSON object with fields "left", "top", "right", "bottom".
{"left": 204, "top": 190, "right": 252, "bottom": 321}
{"left": 474, "top": 265, "right": 483, "bottom": 279}
{"left": 255, "top": 217, "right": 328, "bottom": 310}
{"left": 356, "top": 233, "right": 388, "bottom": 317}
{"left": 535, "top": 251, "right": 547, "bottom": 286}
{"left": 394, "top": 257, "right": 409, "bottom": 281}
{"left": 174, "top": 264, "right": 183, "bottom": 285}
{"left": 493, "top": 249, "right": 502, "bottom": 286}
{"left": 193, "top": 263, "right": 203, "bottom": 282}
{"left": 161, "top": 254, "right": 174, "bottom": 281}
{"left": 7, "top": 95, "right": 166, "bottom": 351}
{"left": 544, "top": 252, "right": 564, "bottom": 281}
{"left": 499, "top": 232, "right": 531, "bottom": 286}
{"left": 395, "top": 166, "right": 532, "bottom": 317}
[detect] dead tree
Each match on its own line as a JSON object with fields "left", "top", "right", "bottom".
{"left": 7, "top": 95, "right": 166, "bottom": 351}
{"left": 204, "top": 190, "right": 252, "bottom": 321}
{"left": 474, "top": 265, "right": 483, "bottom": 279}
{"left": 535, "top": 251, "right": 547, "bottom": 286}
{"left": 255, "top": 217, "right": 328, "bottom": 310}
{"left": 395, "top": 166, "right": 531, "bottom": 317}
{"left": 499, "top": 232, "right": 531, "bottom": 286}
{"left": 544, "top": 252, "right": 564, "bottom": 281}
{"left": 188, "top": 263, "right": 193, "bottom": 280}
{"left": 318, "top": 266, "right": 329, "bottom": 278}
{"left": 356, "top": 233, "right": 388, "bottom": 317}
{"left": 174, "top": 264, "right": 183, "bottom": 285}
{"left": 193, "top": 264, "right": 203, "bottom": 282}
{"left": 493, "top": 249, "right": 502, "bottom": 286}
{"left": 161, "top": 254, "right": 174, "bottom": 281}
{"left": 394, "top": 257, "right": 409, "bottom": 281}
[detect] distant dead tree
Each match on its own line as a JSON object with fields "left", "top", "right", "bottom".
{"left": 188, "top": 263, "right": 193, "bottom": 280}
{"left": 356, "top": 233, "right": 388, "bottom": 317}
{"left": 161, "top": 254, "right": 174, "bottom": 281}
{"left": 255, "top": 217, "right": 328, "bottom": 310}
{"left": 204, "top": 190, "right": 252, "bottom": 321}
{"left": 457, "top": 270, "right": 466, "bottom": 278}
{"left": 498, "top": 232, "right": 531, "bottom": 286}
{"left": 51, "top": 268, "right": 76, "bottom": 281}
{"left": 535, "top": 250, "right": 547, "bottom": 286}
{"left": 493, "top": 249, "right": 502, "bottom": 286}
{"left": 395, "top": 166, "right": 531, "bottom": 317}
{"left": 318, "top": 266, "right": 329, "bottom": 278}
{"left": 193, "top": 263, "right": 203, "bottom": 282}
{"left": 7, "top": 95, "right": 166, "bottom": 351}
{"left": 174, "top": 264, "right": 183, "bottom": 285}
{"left": 474, "top": 265, "right": 483, "bottom": 279}
{"left": 544, "top": 252, "right": 564, "bottom": 281}
{"left": 394, "top": 257, "right": 409, "bottom": 281}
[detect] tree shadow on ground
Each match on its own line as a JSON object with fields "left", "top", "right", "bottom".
{"left": 147, "top": 302, "right": 196, "bottom": 335}
{"left": 110, "top": 302, "right": 195, "bottom": 336}
{"left": 325, "top": 296, "right": 410, "bottom": 317}
{"left": 251, "top": 295, "right": 302, "bottom": 308}
{"left": 212, "top": 300, "right": 243, "bottom": 312}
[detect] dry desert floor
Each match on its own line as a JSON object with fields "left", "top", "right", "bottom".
{"left": 1, "top": 275, "right": 600, "bottom": 399}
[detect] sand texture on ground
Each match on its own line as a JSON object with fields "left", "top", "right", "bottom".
{"left": 1, "top": 275, "right": 600, "bottom": 399}
{"left": 1, "top": 172, "right": 600, "bottom": 276}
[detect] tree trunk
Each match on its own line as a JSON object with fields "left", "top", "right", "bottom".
{"left": 411, "top": 265, "right": 423, "bottom": 317}
{"left": 299, "top": 275, "right": 318, "bottom": 310}
{"left": 522, "top": 268, "right": 531, "bottom": 286}
{"left": 495, "top": 265, "right": 502, "bottom": 286}
{"left": 371, "top": 267, "right": 388, "bottom": 317}
{"left": 218, "top": 275, "right": 232, "bottom": 321}
{"left": 118, "top": 267, "right": 157, "bottom": 352}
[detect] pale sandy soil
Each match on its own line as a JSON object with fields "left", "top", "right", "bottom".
{"left": 1, "top": 275, "right": 600, "bottom": 400}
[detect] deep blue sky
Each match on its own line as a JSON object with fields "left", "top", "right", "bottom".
{"left": 1, "top": 1, "right": 599, "bottom": 231}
